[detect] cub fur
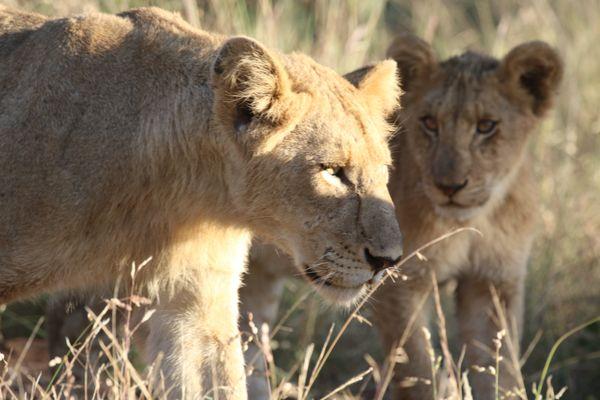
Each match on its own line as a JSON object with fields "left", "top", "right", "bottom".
{"left": 0, "top": 6, "right": 403, "bottom": 399}
{"left": 237, "top": 35, "right": 562, "bottom": 399}
{"left": 373, "top": 34, "right": 562, "bottom": 400}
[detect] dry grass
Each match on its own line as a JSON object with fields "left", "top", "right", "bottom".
{"left": 0, "top": 0, "right": 598, "bottom": 398}
{"left": 1, "top": 231, "right": 592, "bottom": 399}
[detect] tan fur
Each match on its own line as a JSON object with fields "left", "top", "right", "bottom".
{"left": 239, "top": 35, "right": 562, "bottom": 399}
{"left": 375, "top": 35, "right": 562, "bottom": 400}
{"left": 0, "top": 6, "right": 403, "bottom": 399}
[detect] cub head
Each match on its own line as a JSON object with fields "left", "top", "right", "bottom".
{"left": 211, "top": 37, "right": 403, "bottom": 304}
{"left": 387, "top": 34, "right": 563, "bottom": 220}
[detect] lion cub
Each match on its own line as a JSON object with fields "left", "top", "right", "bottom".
{"left": 0, "top": 6, "right": 403, "bottom": 399}
{"left": 373, "top": 34, "right": 562, "bottom": 399}
{"left": 239, "top": 35, "right": 562, "bottom": 399}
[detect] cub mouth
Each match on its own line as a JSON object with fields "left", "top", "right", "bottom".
{"left": 442, "top": 200, "right": 472, "bottom": 209}
{"left": 433, "top": 199, "right": 490, "bottom": 222}
{"left": 438, "top": 192, "right": 490, "bottom": 209}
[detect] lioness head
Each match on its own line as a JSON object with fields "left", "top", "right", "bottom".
{"left": 211, "top": 37, "right": 403, "bottom": 303}
{"left": 387, "top": 34, "right": 563, "bottom": 220}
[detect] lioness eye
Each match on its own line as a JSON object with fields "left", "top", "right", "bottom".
{"left": 476, "top": 119, "right": 498, "bottom": 135}
{"left": 320, "top": 164, "right": 351, "bottom": 187}
{"left": 324, "top": 166, "right": 341, "bottom": 176}
{"left": 420, "top": 116, "right": 438, "bottom": 134}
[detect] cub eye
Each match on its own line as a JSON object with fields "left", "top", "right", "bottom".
{"left": 420, "top": 116, "right": 438, "bottom": 134}
{"left": 476, "top": 119, "right": 498, "bottom": 135}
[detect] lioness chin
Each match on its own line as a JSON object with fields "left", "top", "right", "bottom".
{"left": 238, "top": 35, "right": 562, "bottom": 399}
{"left": 0, "top": 6, "right": 404, "bottom": 398}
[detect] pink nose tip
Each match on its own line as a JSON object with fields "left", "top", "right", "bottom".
{"left": 435, "top": 180, "right": 468, "bottom": 197}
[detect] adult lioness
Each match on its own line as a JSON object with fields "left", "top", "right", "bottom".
{"left": 0, "top": 6, "right": 404, "bottom": 398}
{"left": 238, "top": 35, "right": 562, "bottom": 399}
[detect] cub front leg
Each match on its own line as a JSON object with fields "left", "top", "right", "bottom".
{"left": 372, "top": 278, "right": 434, "bottom": 400}
{"left": 146, "top": 272, "right": 247, "bottom": 400}
{"left": 455, "top": 276, "right": 525, "bottom": 400}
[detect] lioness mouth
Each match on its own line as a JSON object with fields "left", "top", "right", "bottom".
{"left": 303, "top": 265, "right": 368, "bottom": 290}
{"left": 303, "top": 265, "right": 333, "bottom": 287}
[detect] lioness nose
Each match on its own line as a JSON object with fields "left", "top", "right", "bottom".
{"left": 435, "top": 179, "right": 468, "bottom": 197}
{"left": 364, "top": 248, "right": 401, "bottom": 273}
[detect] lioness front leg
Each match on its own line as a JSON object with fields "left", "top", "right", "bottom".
{"left": 145, "top": 274, "right": 247, "bottom": 400}
{"left": 372, "top": 279, "right": 435, "bottom": 400}
{"left": 239, "top": 244, "right": 290, "bottom": 400}
{"left": 456, "top": 276, "right": 525, "bottom": 399}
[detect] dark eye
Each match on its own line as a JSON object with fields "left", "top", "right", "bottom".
{"left": 476, "top": 119, "right": 498, "bottom": 135}
{"left": 420, "top": 116, "right": 438, "bottom": 134}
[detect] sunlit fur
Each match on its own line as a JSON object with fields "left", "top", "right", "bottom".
{"left": 0, "top": 6, "right": 403, "bottom": 399}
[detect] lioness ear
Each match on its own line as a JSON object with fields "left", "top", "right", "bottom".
{"left": 211, "top": 36, "right": 293, "bottom": 133}
{"left": 499, "top": 41, "right": 563, "bottom": 116}
{"left": 386, "top": 33, "right": 437, "bottom": 91}
{"left": 353, "top": 60, "right": 401, "bottom": 116}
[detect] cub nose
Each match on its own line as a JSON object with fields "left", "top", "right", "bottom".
{"left": 364, "top": 248, "right": 402, "bottom": 274}
{"left": 434, "top": 179, "right": 468, "bottom": 198}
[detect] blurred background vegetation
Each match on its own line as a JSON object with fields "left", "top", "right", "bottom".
{"left": 1, "top": 0, "right": 599, "bottom": 398}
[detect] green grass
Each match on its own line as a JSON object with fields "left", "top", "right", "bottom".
{"left": 1, "top": 0, "right": 599, "bottom": 398}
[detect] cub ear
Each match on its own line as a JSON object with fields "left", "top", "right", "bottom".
{"left": 499, "top": 41, "right": 563, "bottom": 116}
{"left": 211, "top": 36, "right": 293, "bottom": 133}
{"left": 352, "top": 60, "right": 401, "bottom": 117}
{"left": 386, "top": 33, "right": 437, "bottom": 91}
